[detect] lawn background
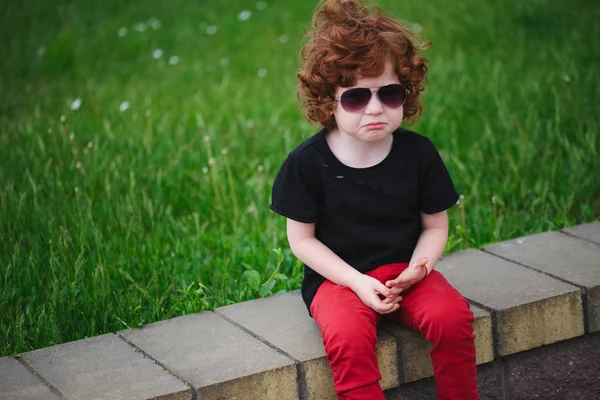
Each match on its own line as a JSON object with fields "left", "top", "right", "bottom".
{"left": 1, "top": 0, "right": 599, "bottom": 356}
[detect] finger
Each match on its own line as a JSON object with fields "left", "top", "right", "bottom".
{"left": 375, "top": 282, "right": 393, "bottom": 298}
{"left": 376, "top": 302, "right": 399, "bottom": 314}
{"left": 382, "top": 303, "right": 400, "bottom": 314}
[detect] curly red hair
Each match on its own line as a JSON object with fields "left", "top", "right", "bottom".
{"left": 297, "top": 0, "right": 430, "bottom": 130}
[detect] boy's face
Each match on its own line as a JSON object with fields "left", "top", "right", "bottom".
{"left": 331, "top": 61, "right": 404, "bottom": 142}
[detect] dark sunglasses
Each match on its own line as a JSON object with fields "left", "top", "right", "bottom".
{"left": 333, "top": 84, "right": 410, "bottom": 113}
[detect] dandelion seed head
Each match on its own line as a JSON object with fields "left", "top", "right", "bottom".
{"left": 278, "top": 34, "right": 289, "bottom": 43}
{"left": 246, "top": 120, "right": 255, "bottom": 130}
{"left": 206, "top": 25, "right": 217, "bottom": 35}
{"left": 491, "top": 196, "right": 496, "bottom": 204}
{"left": 76, "top": 161, "right": 82, "bottom": 169}
{"left": 256, "top": 1, "right": 267, "bottom": 10}
{"left": 48, "top": 127, "right": 53, "bottom": 134}
{"left": 202, "top": 167, "right": 209, "bottom": 174}
{"left": 456, "top": 200, "right": 460, "bottom": 205}
{"left": 71, "top": 98, "right": 82, "bottom": 111}
{"left": 152, "top": 49, "right": 163, "bottom": 59}
{"left": 60, "top": 115, "right": 66, "bottom": 122}
{"left": 257, "top": 165, "right": 264, "bottom": 172}
{"left": 247, "top": 204, "right": 256, "bottom": 214}
{"left": 87, "top": 141, "right": 93, "bottom": 148}
{"left": 169, "top": 55, "right": 180, "bottom": 65}
{"left": 148, "top": 17, "right": 161, "bottom": 29}
{"left": 563, "top": 75, "right": 571, "bottom": 84}
{"left": 134, "top": 22, "right": 147, "bottom": 32}
{"left": 459, "top": 194, "right": 465, "bottom": 200}
{"left": 69, "top": 132, "right": 75, "bottom": 141}
{"left": 119, "top": 101, "right": 130, "bottom": 112}
{"left": 145, "top": 110, "right": 151, "bottom": 117}
{"left": 221, "top": 148, "right": 228, "bottom": 155}
{"left": 204, "top": 135, "right": 210, "bottom": 143}
{"left": 118, "top": 27, "right": 128, "bottom": 37}
{"left": 257, "top": 68, "right": 267, "bottom": 78}
{"left": 456, "top": 225, "right": 461, "bottom": 230}
{"left": 411, "top": 23, "right": 423, "bottom": 33}
{"left": 238, "top": 10, "right": 252, "bottom": 21}
{"left": 208, "top": 158, "right": 216, "bottom": 166}
{"left": 74, "top": 186, "right": 80, "bottom": 193}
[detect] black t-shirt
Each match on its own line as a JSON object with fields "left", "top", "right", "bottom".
{"left": 270, "top": 127, "right": 459, "bottom": 314}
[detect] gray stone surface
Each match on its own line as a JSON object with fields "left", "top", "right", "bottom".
{"left": 485, "top": 231, "right": 600, "bottom": 332}
{"left": 381, "top": 304, "right": 493, "bottom": 383}
{"left": 216, "top": 290, "right": 399, "bottom": 400}
{"left": 436, "top": 249, "right": 584, "bottom": 355}
{"left": 563, "top": 221, "right": 600, "bottom": 245}
{"left": 20, "top": 334, "right": 191, "bottom": 400}
{"left": 0, "top": 356, "right": 61, "bottom": 400}
{"left": 506, "top": 332, "right": 600, "bottom": 400}
{"left": 119, "top": 311, "right": 298, "bottom": 400}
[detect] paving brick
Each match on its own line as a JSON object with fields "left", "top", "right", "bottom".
{"left": 563, "top": 221, "right": 600, "bottom": 245}
{"left": 485, "top": 231, "right": 600, "bottom": 332}
{"left": 20, "top": 334, "right": 191, "bottom": 400}
{"left": 0, "top": 356, "right": 61, "bottom": 399}
{"left": 216, "top": 290, "right": 398, "bottom": 400}
{"left": 119, "top": 311, "right": 298, "bottom": 400}
{"left": 436, "top": 249, "right": 584, "bottom": 356}
{"left": 381, "top": 305, "right": 493, "bottom": 383}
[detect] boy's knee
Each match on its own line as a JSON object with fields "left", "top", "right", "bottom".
{"left": 419, "top": 299, "right": 475, "bottom": 340}
{"left": 324, "top": 326, "right": 378, "bottom": 358}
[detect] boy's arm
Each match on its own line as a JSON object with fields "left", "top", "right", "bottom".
{"left": 286, "top": 218, "right": 402, "bottom": 314}
{"left": 384, "top": 210, "right": 449, "bottom": 293}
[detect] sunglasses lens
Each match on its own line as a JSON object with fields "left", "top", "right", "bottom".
{"left": 340, "top": 88, "right": 372, "bottom": 113}
{"left": 378, "top": 84, "right": 407, "bottom": 109}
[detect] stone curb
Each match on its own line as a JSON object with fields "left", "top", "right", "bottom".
{"left": 1, "top": 222, "right": 598, "bottom": 399}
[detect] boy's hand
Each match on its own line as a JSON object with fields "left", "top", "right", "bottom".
{"left": 350, "top": 275, "right": 403, "bottom": 314}
{"left": 383, "top": 257, "right": 428, "bottom": 296}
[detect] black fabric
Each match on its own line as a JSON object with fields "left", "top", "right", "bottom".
{"left": 270, "top": 127, "right": 459, "bottom": 314}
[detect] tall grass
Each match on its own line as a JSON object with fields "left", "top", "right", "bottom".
{"left": 1, "top": 0, "right": 598, "bottom": 356}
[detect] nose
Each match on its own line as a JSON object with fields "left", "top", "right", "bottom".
{"left": 364, "top": 89, "right": 383, "bottom": 115}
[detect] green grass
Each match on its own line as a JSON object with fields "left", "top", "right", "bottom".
{"left": 1, "top": 0, "right": 599, "bottom": 356}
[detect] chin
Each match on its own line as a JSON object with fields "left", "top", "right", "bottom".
{"left": 359, "top": 129, "right": 392, "bottom": 142}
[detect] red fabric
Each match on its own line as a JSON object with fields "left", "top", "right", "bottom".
{"left": 310, "top": 262, "right": 480, "bottom": 400}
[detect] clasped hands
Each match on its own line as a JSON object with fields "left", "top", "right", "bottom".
{"left": 351, "top": 257, "right": 429, "bottom": 314}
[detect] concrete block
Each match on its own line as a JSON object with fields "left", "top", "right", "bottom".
{"left": 216, "top": 290, "right": 398, "bottom": 400}
{"left": 20, "top": 334, "right": 191, "bottom": 400}
{"left": 563, "top": 221, "right": 600, "bottom": 245}
{"left": 381, "top": 305, "right": 493, "bottom": 383}
{"left": 119, "top": 311, "right": 298, "bottom": 400}
{"left": 0, "top": 356, "right": 61, "bottom": 399}
{"left": 485, "top": 231, "right": 600, "bottom": 332}
{"left": 436, "top": 249, "right": 584, "bottom": 356}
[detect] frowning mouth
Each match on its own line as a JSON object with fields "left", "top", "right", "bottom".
{"left": 364, "top": 122, "right": 385, "bottom": 129}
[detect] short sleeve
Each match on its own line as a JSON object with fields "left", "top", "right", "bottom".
{"left": 418, "top": 137, "right": 459, "bottom": 214}
{"left": 270, "top": 152, "right": 320, "bottom": 223}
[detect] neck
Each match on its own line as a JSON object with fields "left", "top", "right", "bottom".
{"left": 327, "top": 129, "right": 394, "bottom": 168}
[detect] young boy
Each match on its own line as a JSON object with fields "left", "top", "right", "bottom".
{"left": 270, "top": 1, "right": 479, "bottom": 399}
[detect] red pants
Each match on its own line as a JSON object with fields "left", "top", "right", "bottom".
{"left": 310, "top": 263, "right": 479, "bottom": 400}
